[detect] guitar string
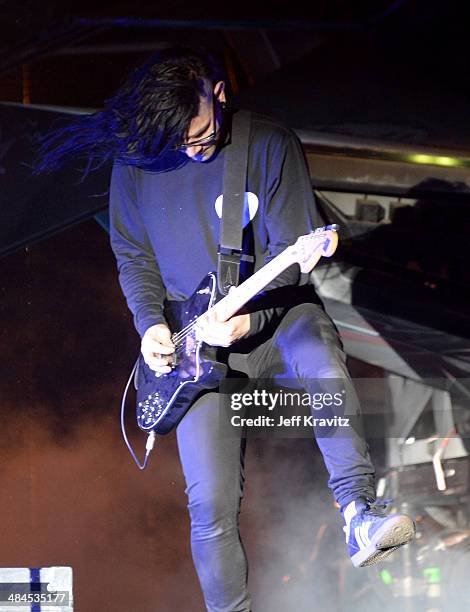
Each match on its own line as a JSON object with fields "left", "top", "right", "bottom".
{"left": 172, "top": 314, "right": 204, "bottom": 343}
{"left": 172, "top": 317, "right": 202, "bottom": 345}
{"left": 172, "top": 299, "right": 235, "bottom": 345}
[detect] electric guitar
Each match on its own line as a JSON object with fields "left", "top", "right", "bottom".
{"left": 135, "top": 224, "right": 339, "bottom": 434}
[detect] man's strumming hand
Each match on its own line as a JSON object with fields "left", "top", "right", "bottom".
{"left": 141, "top": 323, "right": 175, "bottom": 375}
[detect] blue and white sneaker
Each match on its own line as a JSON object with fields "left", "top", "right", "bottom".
{"left": 343, "top": 499, "right": 415, "bottom": 567}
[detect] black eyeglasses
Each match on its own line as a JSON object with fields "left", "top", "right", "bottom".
{"left": 174, "top": 95, "right": 220, "bottom": 151}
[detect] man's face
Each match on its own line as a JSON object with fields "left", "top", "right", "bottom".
{"left": 182, "top": 79, "right": 226, "bottom": 162}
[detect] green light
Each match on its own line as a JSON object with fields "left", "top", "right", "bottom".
{"left": 380, "top": 569, "right": 393, "bottom": 585}
{"left": 407, "top": 153, "right": 463, "bottom": 167}
{"left": 411, "top": 154, "right": 434, "bottom": 164}
{"left": 423, "top": 567, "right": 442, "bottom": 583}
{"left": 435, "top": 156, "right": 460, "bottom": 167}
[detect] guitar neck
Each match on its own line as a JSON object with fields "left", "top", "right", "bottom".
{"left": 212, "top": 247, "right": 297, "bottom": 321}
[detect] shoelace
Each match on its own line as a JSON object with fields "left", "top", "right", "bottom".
{"left": 362, "top": 498, "right": 394, "bottom": 517}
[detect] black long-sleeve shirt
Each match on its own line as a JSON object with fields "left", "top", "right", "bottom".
{"left": 109, "top": 112, "right": 320, "bottom": 338}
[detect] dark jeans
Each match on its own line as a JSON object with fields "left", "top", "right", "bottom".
{"left": 176, "top": 303, "right": 375, "bottom": 612}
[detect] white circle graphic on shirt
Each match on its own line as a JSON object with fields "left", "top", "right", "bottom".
{"left": 214, "top": 192, "right": 259, "bottom": 227}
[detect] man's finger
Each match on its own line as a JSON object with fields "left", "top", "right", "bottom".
{"left": 143, "top": 350, "right": 172, "bottom": 365}
{"left": 144, "top": 355, "right": 173, "bottom": 373}
{"left": 142, "top": 336, "right": 175, "bottom": 353}
{"left": 150, "top": 343, "right": 175, "bottom": 355}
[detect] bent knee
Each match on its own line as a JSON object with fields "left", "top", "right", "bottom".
{"left": 187, "top": 482, "right": 241, "bottom": 522}
{"left": 188, "top": 493, "right": 240, "bottom": 538}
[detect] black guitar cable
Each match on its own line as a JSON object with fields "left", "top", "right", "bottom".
{"left": 120, "top": 358, "right": 156, "bottom": 470}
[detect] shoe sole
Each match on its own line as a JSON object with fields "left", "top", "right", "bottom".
{"left": 351, "top": 515, "right": 416, "bottom": 568}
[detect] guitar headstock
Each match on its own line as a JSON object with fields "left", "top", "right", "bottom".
{"left": 291, "top": 224, "right": 339, "bottom": 273}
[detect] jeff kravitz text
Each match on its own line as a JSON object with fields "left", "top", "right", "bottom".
{"left": 229, "top": 389, "right": 350, "bottom": 429}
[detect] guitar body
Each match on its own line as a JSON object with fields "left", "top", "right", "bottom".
{"left": 135, "top": 273, "right": 227, "bottom": 434}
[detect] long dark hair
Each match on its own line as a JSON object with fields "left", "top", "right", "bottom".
{"left": 34, "top": 46, "right": 226, "bottom": 173}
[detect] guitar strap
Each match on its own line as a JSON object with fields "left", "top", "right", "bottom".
{"left": 217, "top": 109, "right": 252, "bottom": 295}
